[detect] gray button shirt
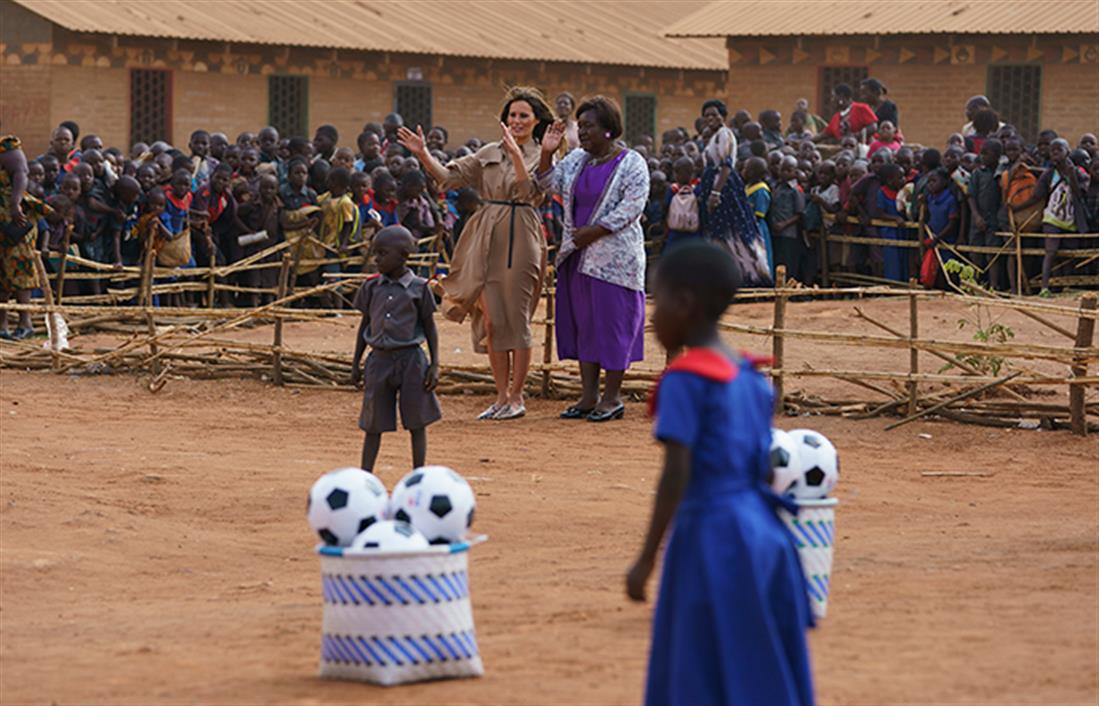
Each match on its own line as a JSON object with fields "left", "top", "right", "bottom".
{"left": 352, "top": 270, "right": 435, "bottom": 350}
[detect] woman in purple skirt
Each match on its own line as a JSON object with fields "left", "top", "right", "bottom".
{"left": 537, "top": 96, "right": 649, "bottom": 422}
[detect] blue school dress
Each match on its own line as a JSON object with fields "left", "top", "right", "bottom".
{"left": 746, "top": 181, "right": 774, "bottom": 277}
{"left": 647, "top": 348, "right": 815, "bottom": 706}
{"left": 876, "top": 186, "right": 909, "bottom": 282}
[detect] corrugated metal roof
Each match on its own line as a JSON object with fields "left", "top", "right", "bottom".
{"left": 10, "top": 0, "right": 727, "bottom": 70}
{"left": 664, "top": 0, "right": 1099, "bottom": 37}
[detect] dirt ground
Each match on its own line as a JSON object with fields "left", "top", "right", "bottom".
{"left": 1, "top": 295, "right": 1097, "bottom": 705}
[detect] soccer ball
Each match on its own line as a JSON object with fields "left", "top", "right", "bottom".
{"left": 307, "top": 468, "right": 388, "bottom": 546}
{"left": 350, "top": 520, "right": 429, "bottom": 552}
{"left": 388, "top": 465, "right": 475, "bottom": 545}
{"left": 769, "top": 428, "right": 802, "bottom": 495}
{"left": 787, "top": 429, "right": 839, "bottom": 499}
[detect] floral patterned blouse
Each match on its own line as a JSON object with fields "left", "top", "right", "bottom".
{"left": 537, "top": 148, "right": 649, "bottom": 291}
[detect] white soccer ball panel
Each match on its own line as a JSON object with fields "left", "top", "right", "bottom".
{"left": 307, "top": 467, "right": 389, "bottom": 546}
{"left": 769, "top": 428, "right": 802, "bottom": 495}
{"left": 788, "top": 429, "right": 839, "bottom": 499}
{"left": 350, "top": 520, "right": 429, "bottom": 552}
{"left": 388, "top": 465, "right": 476, "bottom": 544}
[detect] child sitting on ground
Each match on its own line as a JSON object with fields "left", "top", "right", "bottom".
{"left": 664, "top": 156, "right": 702, "bottom": 250}
{"left": 626, "top": 240, "right": 815, "bottom": 706}
{"left": 350, "top": 225, "right": 441, "bottom": 474}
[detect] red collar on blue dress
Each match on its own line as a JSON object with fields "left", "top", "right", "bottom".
{"left": 648, "top": 348, "right": 775, "bottom": 417}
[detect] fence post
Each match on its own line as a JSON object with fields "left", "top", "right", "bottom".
{"left": 1069, "top": 293, "right": 1097, "bottom": 436}
{"left": 541, "top": 269, "right": 554, "bottom": 398}
{"left": 206, "top": 231, "right": 217, "bottom": 309}
{"left": 32, "top": 252, "right": 60, "bottom": 370}
{"left": 772, "top": 264, "right": 786, "bottom": 415}
{"left": 141, "top": 241, "right": 161, "bottom": 376}
{"left": 55, "top": 224, "right": 73, "bottom": 305}
{"left": 908, "top": 278, "right": 919, "bottom": 415}
{"left": 272, "top": 254, "right": 291, "bottom": 386}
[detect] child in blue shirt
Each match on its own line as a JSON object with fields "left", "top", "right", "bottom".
{"left": 873, "top": 164, "right": 909, "bottom": 282}
{"left": 743, "top": 156, "right": 773, "bottom": 275}
{"left": 627, "top": 241, "right": 815, "bottom": 706}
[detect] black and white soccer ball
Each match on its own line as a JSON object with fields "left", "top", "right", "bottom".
{"left": 350, "top": 520, "right": 429, "bottom": 552}
{"left": 769, "top": 428, "right": 802, "bottom": 495}
{"left": 787, "top": 429, "right": 839, "bottom": 499}
{"left": 307, "top": 467, "right": 388, "bottom": 546}
{"left": 388, "top": 465, "right": 475, "bottom": 545}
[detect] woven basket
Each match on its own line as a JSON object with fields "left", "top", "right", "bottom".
{"left": 316, "top": 536, "right": 486, "bottom": 686}
{"left": 779, "top": 498, "right": 837, "bottom": 619}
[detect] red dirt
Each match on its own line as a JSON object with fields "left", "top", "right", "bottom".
{"left": 1, "top": 295, "right": 1097, "bottom": 705}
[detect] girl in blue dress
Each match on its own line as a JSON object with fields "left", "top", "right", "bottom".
{"left": 627, "top": 241, "right": 815, "bottom": 706}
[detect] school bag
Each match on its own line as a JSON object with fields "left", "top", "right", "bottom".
{"left": 667, "top": 186, "right": 700, "bottom": 232}
{"left": 156, "top": 227, "right": 192, "bottom": 267}
{"left": 1042, "top": 171, "right": 1076, "bottom": 231}
{"left": 1002, "top": 164, "right": 1042, "bottom": 233}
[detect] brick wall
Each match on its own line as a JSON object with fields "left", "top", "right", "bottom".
{"left": 0, "top": 62, "right": 52, "bottom": 154}
{"left": 719, "top": 33, "right": 1099, "bottom": 149}
{"left": 173, "top": 70, "right": 266, "bottom": 146}
{"left": 873, "top": 63, "right": 985, "bottom": 146}
{"left": 1041, "top": 62, "right": 1099, "bottom": 143}
{"left": 309, "top": 75, "right": 391, "bottom": 145}
{"left": 49, "top": 65, "right": 129, "bottom": 152}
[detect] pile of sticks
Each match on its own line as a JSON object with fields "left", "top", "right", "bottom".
{"left": 3, "top": 255, "right": 1097, "bottom": 435}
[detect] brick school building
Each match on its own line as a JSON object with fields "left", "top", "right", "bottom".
{"left": 0, "top": 0, "right": 726, "bottom": 155}
{"left": 665, "top": 1, "right": 1098, "bottom": 145}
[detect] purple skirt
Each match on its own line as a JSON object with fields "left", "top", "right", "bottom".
{"left": 555, "top": 253, "right": 645, "bottom": 370}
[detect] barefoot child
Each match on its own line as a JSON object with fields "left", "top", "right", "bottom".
{"left": 627, "top": 240, "right": 814, "bottom": 706}
{"left": 350, "top": 225, "right": 441, "bottom": 473}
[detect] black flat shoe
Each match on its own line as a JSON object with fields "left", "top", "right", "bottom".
{"left": 0, "top": 331, "right": 13, "bottom": 341}
{"left": 12, "top": 327, "right": 33, "bottom": 340}
{"left": 587, "top": 403, "right": 625, "bottom": 422}
{"left": 560, "top": 405, "right": 596, "bottom": 419}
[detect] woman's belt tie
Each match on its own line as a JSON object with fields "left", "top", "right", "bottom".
{"left": 484, "top": 200, "right": 534, "bottom": 269}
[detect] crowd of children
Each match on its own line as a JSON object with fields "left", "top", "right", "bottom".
{"left": 642, "top": 88, "right": 1098, "bottom": 296}
{"left": 9, "top": 87, "right": 1097, "bottom": 333}
{"left": 20, "top": 116, "right": 497, "bottom": 314}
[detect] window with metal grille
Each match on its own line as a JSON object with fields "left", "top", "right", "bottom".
{"left": 130, "top": 69, "right": 171, "bottom": 146}
{"left": 624, "top": 94, "right": 657, "bottom": 147}
{"left": 268, "top": 76, "right": 309, "bottom": 139}
{"left": 819, "top": 66, "right": 868, "bottom": 115}
{"left": 987, "top": 66, "right": 1041, "bottom": 142}
{"left": 395, "top": 83, "right": 432, "bottom": 131}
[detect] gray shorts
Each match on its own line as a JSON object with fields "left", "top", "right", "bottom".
{"left": 359, "top": 347, "right": 442, "bottom": 434}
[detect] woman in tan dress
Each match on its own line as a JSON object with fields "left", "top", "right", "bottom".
{"left": 399, "top": 87, "right": 553, "bottom": 420}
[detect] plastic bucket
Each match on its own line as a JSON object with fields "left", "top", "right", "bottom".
{"left": 779, "top": 498, "right": 837, "bottom": 619}
{"left": 316, "top": 536, "right": 486, "bottom": 686}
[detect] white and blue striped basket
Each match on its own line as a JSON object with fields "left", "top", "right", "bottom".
{"left": 316, "top": 535, "right": 487, "bottom": 686}
{"left": 778, "top": 498, "right": 837, "bottom": 619}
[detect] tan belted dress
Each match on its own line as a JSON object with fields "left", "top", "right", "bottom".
{"left": 440, "top": 139, "right": 546, "bottom": 353}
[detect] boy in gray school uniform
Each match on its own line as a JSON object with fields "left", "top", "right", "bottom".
{"left": 350, "top": 225, "right": 441, "bottom": 473}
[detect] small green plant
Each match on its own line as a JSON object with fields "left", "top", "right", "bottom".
{"left": 939, "top": 260, "right": 1015, "bottom": 376}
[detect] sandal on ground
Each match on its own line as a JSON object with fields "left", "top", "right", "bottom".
{"left": 587, "top": 403, "right": 625, "bottom": 423}
{"left": 0, "top": 331, "right": 13, "bottom": 341}
{"left": 12, "top": 327, "right": 34, "bottom": 340}
{"left": 494, "top": 403, "right": 526, "bottom": 420}
{"left": 560, "top": 404, "right": 595, "bottom": 419}
{"left": 1038, "top": 288, "right": 1053, "bottom": 298}
{"left": 477, "top": 403, "right": 503, "bottom": 420}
